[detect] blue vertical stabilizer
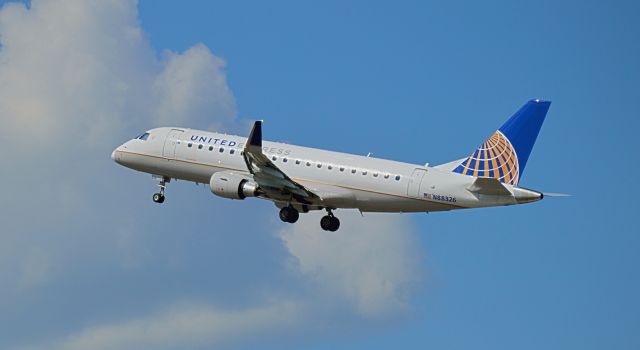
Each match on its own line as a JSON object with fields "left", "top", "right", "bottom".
{"left": 452, "top": 99, "right": 551, "bottom": 185}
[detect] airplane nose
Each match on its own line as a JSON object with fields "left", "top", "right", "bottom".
{"left": 111, "top": 147, "right": 122, "bottom": 163}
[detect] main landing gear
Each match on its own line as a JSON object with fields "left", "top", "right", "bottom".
{"left": 152, "top": 176, "right": 169, "bottom": 204}
{"left": 279, "top": 206, "right": 300, "bottom": 223}
{"left": 278, "top": 206, "right": 340, "bottom": 231}
{"left": 320, "top": 209, "right": 340, "bottom": 232}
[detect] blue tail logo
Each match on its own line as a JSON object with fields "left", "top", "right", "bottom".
{"left": 453, "top": 99, "right": 551, "bottom": 186}
{"left": 453, "top": 130, "right": 520, "bottom": 185}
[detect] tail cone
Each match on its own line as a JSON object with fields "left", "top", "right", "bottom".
{"left": 513, "top": 187, "right": 543, "bottom": 204}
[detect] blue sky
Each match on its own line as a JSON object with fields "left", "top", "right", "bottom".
{"left": 1, "top": 0, "right": 638, "bottom": 349}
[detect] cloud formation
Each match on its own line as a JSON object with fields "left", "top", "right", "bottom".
{"left": 0, "top": 1, "right": 424, "bottom": 349}
{"left": 280, "top": 211, "right": 422, "bottom": 318}
{"left": 152, "top": 44, "right": 236, "bottom": 129}
{"left": 0, "top": 0, "right": 237, "bottom": 310}
{"left": 23, "top": 211, "right": 421, "bottom": 350}
{"left": 41, "top": 301, "right": 302, "bottom": 350}
{"left": 0, "top": 0, "right": 236, "bottom": 150}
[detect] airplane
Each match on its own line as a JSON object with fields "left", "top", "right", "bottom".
{"left": 112, "top": 99, "right": 555, "bottom": 231}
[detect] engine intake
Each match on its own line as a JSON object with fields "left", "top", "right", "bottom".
{"left": 209, "top": 171, "right": 258, "bottom": 200}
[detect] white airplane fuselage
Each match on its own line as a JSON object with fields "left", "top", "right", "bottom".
{"left": 112, "top": 127, "right": 541, "bottom": 214}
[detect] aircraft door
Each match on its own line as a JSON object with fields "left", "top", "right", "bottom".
{"left": 407, "top": 168, "right": 426, "bottom": 198}
{"left": 163, "top": 129, "right": 183, "bottom": 159}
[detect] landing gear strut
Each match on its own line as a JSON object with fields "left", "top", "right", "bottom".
{"left": 320, "top": 209, "right": 340, "bottom": 232}
{"left": 152, "top": 176, "right": 169, "bottom": 204}
{"left": 279, "top": 206, "right": 299, "bottom": 223}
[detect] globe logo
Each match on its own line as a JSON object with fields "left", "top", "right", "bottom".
{"left": 453, "top": 131, "right": 520, "bottom": 185}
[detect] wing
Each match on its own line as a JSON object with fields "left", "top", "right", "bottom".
{"left": 242, "top": 121, "right": 321, "bottom": 204}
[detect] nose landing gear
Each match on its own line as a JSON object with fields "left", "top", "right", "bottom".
{"left": 152, "top": 176, "right": 169, "bottom": 204}
{"left": 152, "top": 192, "right": 165, "bottom": 203}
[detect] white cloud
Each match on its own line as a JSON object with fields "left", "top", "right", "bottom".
{"left": 37, "top": 301, "right": 301, "bottom": 350}
{"left": 279, "top": 210, "right": 423, "bottom": 318}
{"left": 0, "top": 0, "right": 236, "bottom": 152}
{"left": 0, "top": 0, "right": 237, "bottom": 287}
{"left": 21, "top": 211, "right": 422, "bottom": 350}
{"left": 0, "top": 1, "right": 424, "bottom": 349}
{"left": 152, "top": 44, "right": 236, "bottom": 129}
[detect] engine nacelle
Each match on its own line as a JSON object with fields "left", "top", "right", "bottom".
{"left": 209, "top": 171, "right": 258, "bottom": 200}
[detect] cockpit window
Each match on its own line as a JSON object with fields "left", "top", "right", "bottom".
{"left": 138, "top": 133, "right": 150, "bottom": 141}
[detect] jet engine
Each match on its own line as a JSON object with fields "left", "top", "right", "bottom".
{"left": 209, "top": 171, "right": 258, "bottom": 200}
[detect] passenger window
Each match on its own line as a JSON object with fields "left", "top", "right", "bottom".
{"left": 328, "top": 165, "right": 333, "bottom": 170}
{"left": 373, "top": 173, "right": 378, "bottom": 177}
{"left": 395, "top": 175, "right": 401, "bottom": 181}
{"left": 188, "top": 143, "right": 193, "bottom": 148}
{"left": 306, "top": 162, "right": 311, "bottom": 167}
{"left": 272, "top": 156, "right": 277, "bottom": 161}
{"left": 317, "top": 163, "right": 322, "bottom": 168}
{"left": 296, "top": 160, "right": 301, "bottom": 165}
{"left": 283, "top": 158, "right": 288, "bottom": 163}
{"left": 219, "top": 147, "right": 224, "bottom": 153}
{"left": 362, "top": 170, "right": 368, "bottom": 175}
{"left": 198, "top": 144, "right": 203, "bottom": 150}
{"left": 209, "top": 146, "right": 214, "bottom": 151}
{"left": 339, "top": 167, "right": 345, "bottom": 172}
{"left": 230, "top": 149, "right": 235, "bottom": 155}
{"left": 384, "top": 174, "right": 390, "bottom": 179}
{"left": 351, "top": 169, "right": 356, "bottom": 174}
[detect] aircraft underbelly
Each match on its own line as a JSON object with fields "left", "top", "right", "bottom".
{"left": 355, "top": 192, "right": 458, "bottom": 212}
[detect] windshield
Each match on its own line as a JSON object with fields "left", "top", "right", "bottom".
{"left": 134, "top": 132, "right": 150, "bottom": 141}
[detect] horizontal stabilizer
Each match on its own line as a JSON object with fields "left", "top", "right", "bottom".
{"left": 467, "top": 177, "right": 512, "bottom": 196}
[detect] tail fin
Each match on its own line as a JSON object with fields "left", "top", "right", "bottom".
{"left": 452, "top": 99, "right": 551, "bottom": 186}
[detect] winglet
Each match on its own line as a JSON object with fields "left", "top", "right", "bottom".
{"left": 247, "top": 120, "right": 263, "bottom": 148}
